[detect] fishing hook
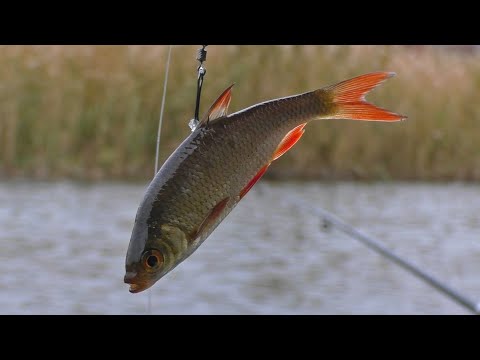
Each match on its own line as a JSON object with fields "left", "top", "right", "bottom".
{"left": 190, "top": 45, "right": 208, "bottom": 131}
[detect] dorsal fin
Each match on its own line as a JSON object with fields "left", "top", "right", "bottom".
{"left": 199, "top": 84, "right": 234, "bottom": 126}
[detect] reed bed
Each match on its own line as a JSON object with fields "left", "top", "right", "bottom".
{"left": 1, "top": 45, "right": 479, "bottom": 181}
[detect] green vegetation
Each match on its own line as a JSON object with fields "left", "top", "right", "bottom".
{"left": 1, "top": 45, "right": 479, "bottom": 181}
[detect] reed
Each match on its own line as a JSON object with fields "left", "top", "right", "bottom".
{"left": 1, "top": 45, "right": 479, "bottom": 181}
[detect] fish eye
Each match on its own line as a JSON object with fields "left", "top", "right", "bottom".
{"left": 142, "top": 249, "right": 164, "bottom": 271}
{"left": 147, "top": 255, "right": 158, "bottom": 267}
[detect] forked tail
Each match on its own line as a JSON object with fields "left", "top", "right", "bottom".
{"left": 320, "top": 72, "right": 406, "bottom": 121}
{"left": 236, "top": 72, "right": 406, "bottom": 201}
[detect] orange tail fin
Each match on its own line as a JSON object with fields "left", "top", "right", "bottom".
{"left": 324, "top": 72, "right": 406, "bottom": 122}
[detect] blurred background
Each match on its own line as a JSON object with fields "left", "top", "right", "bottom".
{"left": 1, "top": 45, "right": 479, "bottom": 314}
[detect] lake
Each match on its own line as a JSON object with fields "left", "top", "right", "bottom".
{"left": 1, "top": 180, "right": 479, "bottom": 314}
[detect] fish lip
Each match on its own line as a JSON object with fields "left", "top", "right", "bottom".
{"left": 128, "top": 282, "right": 150, "bottom": 293}
{"left": 128, "top": 283, "right": 143, "bottom": 293}
{"left": 124, "top": 271, "right": 149, "bottom": 294}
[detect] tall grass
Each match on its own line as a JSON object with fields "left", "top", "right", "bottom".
{"left": 1, "top": 45, "right": 479, "bottom": 181}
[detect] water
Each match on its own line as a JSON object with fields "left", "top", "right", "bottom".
{"left": 1, "top": 180, "right": 479, "bottom": 314}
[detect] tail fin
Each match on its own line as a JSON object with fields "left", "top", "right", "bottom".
{"left": 323, "top": 72, "right": 406, "bottom": 121}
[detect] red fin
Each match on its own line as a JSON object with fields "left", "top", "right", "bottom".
{"left": 326, "top": 72, "right": 406, "bottom": 121}
{"left": 272, "top": 123, "right": 306, "bottom": 161}
{"left": 200, "top": 84, "right": 234, "bottom": 125}
{"left": 239, "top": 164, "right": 269, "bottom": 200}
{"left": 191, "top": 197, "right": 230, "bottom": 240}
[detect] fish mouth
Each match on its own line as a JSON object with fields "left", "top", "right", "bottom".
{"left": 124, "top": 271, "right": 150, "bottom": 294}
{"left": 128, "top": 283, "right": 143, "bottom": 293}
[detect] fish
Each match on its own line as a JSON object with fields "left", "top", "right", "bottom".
{"left": 124, "top": 72, "right": 406, "bottom": 293}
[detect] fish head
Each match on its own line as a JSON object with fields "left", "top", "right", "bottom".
{"left": 125, "top": 211, "right": 189, "bottom": 293}
{"left": 124, "top": 248, "right": 164, "bottom": 293}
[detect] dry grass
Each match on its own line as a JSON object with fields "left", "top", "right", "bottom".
{"left": 1, "top": 45, "right": 479, "bottom": 181}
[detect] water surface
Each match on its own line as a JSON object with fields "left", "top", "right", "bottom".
{"left": 1, "top": 181, "right": 479, "bottom": 314}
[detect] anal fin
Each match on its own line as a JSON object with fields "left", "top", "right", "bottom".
{"left": 238, "top": 123, "right": 306, "bottom": 201}
{"left": 272, "top": 123, "right": 306, "bottom": 161}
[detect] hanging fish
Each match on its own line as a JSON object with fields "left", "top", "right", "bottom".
{"left": 124, "top": 72, "right": 406, "bottom": 293}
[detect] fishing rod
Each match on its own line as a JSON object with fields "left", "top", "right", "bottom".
{"left": 285, "top": 195, "right": 480, "bottom": 315}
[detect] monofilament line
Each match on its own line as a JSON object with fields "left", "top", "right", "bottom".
{"left": 155, "top": 45, "right": 173, "bottom": 174}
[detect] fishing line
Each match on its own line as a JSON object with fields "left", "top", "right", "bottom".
{"left": 189, "top": 45, "right": 208, "bottom": 131}
{"left": 148, "top": 45, "right": 172, "bottom": 314}
{"left": 285, "top": 195, "right": 480, "bottom": 315}
{"left": 194, "top": 45, "right": 207, "bottom": 122}
{"left": 155, "top": 45, "right": 173, "bottom": 175}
